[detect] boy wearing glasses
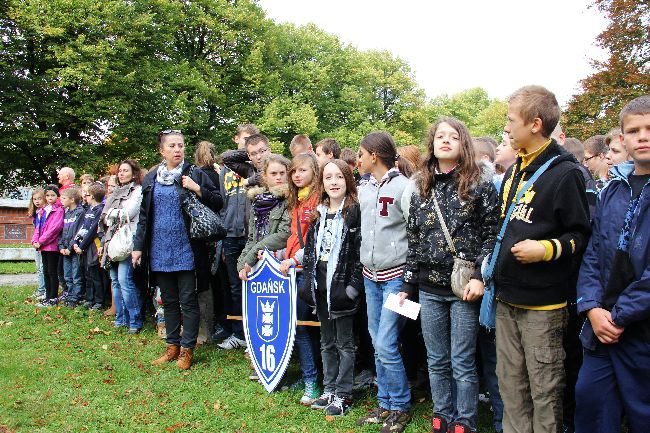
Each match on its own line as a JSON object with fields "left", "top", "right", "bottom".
{"left": 222, "top": 134, "right": 271, "bottom": 188}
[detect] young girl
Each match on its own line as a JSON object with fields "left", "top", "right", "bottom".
{"left": 235, "top": 154, "right": 291, "bottom": 379}
{"left": 32, "top": 185, "right": 65, "bottom": 307}
{"left": 237, "top": 154, "right": 292, "bottom": 279}
{"left": 272, "top": 152, "right": 322, "bottom": 405}
{"left": 299, "top": 159, "right": 362, "bottom": 417}
{"left": 355, "top": 131, "right": 412, "bottom": 433}
{"left": 402, "top": 117, "right": 498, "bottom": 433}
{"left": 28, "top": 188, "right": 47, "bottom": 300}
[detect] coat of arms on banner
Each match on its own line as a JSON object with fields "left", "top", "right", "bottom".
{"left": 242, "top": 249, "right": 297, "bottom": 393}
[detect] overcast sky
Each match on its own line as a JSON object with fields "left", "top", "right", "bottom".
{"left": 258, "top": 0, "right": 608, "bottom": 107}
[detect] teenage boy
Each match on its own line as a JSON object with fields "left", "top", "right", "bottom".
{"left": 222, "top": 133, "right": 270, "bottom": 188}
{"left": 574, "top": 95, "right": 650, "bottom": 433}
{"left": 494, "top": 85, "right": 591, "bottom": 433}
{"left": 314, "top": 138, "right": 341, "bottom": 167}
{"left": 289, "top": 134, "right": 313, "bottom": 156}
{"left": 59, "top": 188, "right": 85, "bottom": 307}
{"left": 582, "top": 135, "right": 609, "bottom": 186}
{"left": 233, "top": 123, "right": 259, "bottom": 148}
{"left": 73, "top": 182, "right": 106, "bottom": 310}
{"left": 215, "top": 130, "right": 257, "bottom": 349}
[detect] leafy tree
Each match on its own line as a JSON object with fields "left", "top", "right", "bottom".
{"left": 425, "top": 88, "right": 507, "bottom": 140}
{"left": 564, "top": 0, "right": 650, "bottom": 139}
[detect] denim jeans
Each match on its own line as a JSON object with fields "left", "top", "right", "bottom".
{"left": 478, "top": 326, "right": 503, "bottom": 432}
{"left": 364, "top": 277, "right": 411, "bottom": 412}
{"left": 223, "top": 237, "right": 246, "bottom": 339}
{"left": 109, "top": 256, "right": 142, "bottom": 329}
{"left": 420, "top": 291, "right": 480, "bottom": 430}
{"left": 295, "top": 272, "right": 319, "bottom": 382}
{"left": 35, "top": 250, "right": 46, "bottom": 295}
{"left": 63, "top": 253, "right": 85, "bottom": 302}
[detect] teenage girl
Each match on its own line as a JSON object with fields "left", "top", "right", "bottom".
{"left": 271, "top": 152, "right": 322, "bottom": 405}
{"left": 28, "top": 188, "right": 46, "bottom": 300}
{"left": 299, "top": 159, "right": 362, "bottom": 417}
{"left": 402, "top": 117, "right": 498, "bottom": 433}
{"left": 32, "top": 185, "right": 64, "bottom": 307}
{"left": 355, "top": 131, "right": 413, "bottom": 433}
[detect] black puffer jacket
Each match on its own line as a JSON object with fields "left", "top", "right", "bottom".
{"left": 299, "top": 202, "right": 364, "bottom": 318}
{"left": 402, "top": 168, "right": 499, "bottom": 297}
{"left": 133, "top": 162, "right": 222, "bottom": 291}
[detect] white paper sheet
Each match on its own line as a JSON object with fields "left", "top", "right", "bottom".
{"left": 384, "top": 293, "right": 421, "bottom": 320}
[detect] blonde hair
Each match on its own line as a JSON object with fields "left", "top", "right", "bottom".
{"left": 194, "top": 140, "right": 216, "bottom": 168}
{"left": 262, "top": 154, "right": 291, "bottom": 186}
{"left": 287, "top": 152, "right": 320, "bottom": 209}
{"left": 61, "top": 187, "right": 82, "bottom": 205}
{"left": 27, "top": 188, "right": 45, "bottom": 217}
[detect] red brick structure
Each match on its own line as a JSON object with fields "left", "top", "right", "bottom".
{"left": 0, "top": 199, "right": 33, "bottom": 244}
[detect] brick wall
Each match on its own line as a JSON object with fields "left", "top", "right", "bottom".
{"left": 0, "top": 206, "right": 33, "bottom": 244}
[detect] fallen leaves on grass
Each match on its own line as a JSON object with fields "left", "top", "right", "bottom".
{"left": 165, "top": 422, "right": 189, "bottom": 432}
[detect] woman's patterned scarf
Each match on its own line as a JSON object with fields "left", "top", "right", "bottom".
{"left": 253, "top": 191, "right": 280, "bottom": 240}
{"left": 156, "top": 160, "right": 184, "bottom": 185}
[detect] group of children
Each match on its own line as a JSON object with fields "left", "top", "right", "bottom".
{"left": 30, "top": 181, "right": 107, "bottom": 309}
{"left": 27, "top": 87, "right": 650, "bottom": 433}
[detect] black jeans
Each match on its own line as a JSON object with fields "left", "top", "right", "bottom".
{"left": 41, "top": 251, "right": 60, "bottom": 301}
{"left": 155, "top": 270, "right": 200, "bottom": 349}
{"left": 85, "top": 264, "right": 104, "bottom": 306}
{"left": 316, "top": 294, "right": 356, "bottom": 400}
{"left": 222, "top": 237, "right": 246, "bottom": 339}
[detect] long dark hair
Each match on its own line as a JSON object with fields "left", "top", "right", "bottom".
{"left": 419, "top": 117, "right": 480, "bottom": 201}
{"left": 311, "top": 159, "right": 358, "bottom": 222}
{"left": 117, "top": 159, "right": 143, "bottom": 186}
{"left": 360, "top": 131, "right": 413, "bottom": 177}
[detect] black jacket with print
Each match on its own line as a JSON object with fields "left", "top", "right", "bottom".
{"left": 402, "top": 168, "right": 499, "bottom": 297}
{"left": 298, "top": 202, "right": 364, "bottom": 318}
{"left": 494, "top": 141, "right": 591, "bottom": 306}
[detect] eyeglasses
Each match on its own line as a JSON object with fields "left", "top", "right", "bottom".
{"left": 583, "top": 154, "right": 599, "bottom": 162}
{"left": 160, "top": 129, "right": 182, "bottom": 135}
{"left": 248, "top": 147, "right": 270, "bottom": 158}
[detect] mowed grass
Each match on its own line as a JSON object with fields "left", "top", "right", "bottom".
{"left": 0, "top": 261, "right": 36, "bottom": 275}
{"left": 0, "top": 285, "right": 498, "bottom": 433}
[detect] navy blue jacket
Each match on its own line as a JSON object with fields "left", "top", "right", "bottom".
{"left": 58, "top": 206, "right": 85, "bottom": 250}
{"left": 577, "top": 162, "right": 650, "bottom": 349}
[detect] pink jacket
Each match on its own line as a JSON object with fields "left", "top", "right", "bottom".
{"left": 32, "top": 202, "right": 64, "bottom": 252}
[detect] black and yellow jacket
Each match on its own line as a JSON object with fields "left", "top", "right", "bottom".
{"left": 494, "top": 140, "right": 591, "bottom": 306}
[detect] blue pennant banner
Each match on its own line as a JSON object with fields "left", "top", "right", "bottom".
{"left": 242, "top": 249, "right": 297, "bottom": 393}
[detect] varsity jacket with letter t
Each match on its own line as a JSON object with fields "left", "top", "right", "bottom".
{"left": 359, "top": 168, "right": 409, "bottom": 280}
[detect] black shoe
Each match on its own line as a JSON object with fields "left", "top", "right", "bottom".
{"left": 211, "top": 325, "right": 230, "bottom": 343}
{"left": 448, "top": 420, "right": 475, "bottom": 433}
{"left": 380, "top": 410, "right": 411, "bottom": 433}
{"left": 431, "top": 414, "right": 448, "bottom": 433}
{"left": 324, "top": 395, "right": 351, "bottom": 416}
{"left": 63, "top": 300, "right": 78, "bottom": 308}
{"left": 310, "top": 391, "right": 334, "bottom": 410}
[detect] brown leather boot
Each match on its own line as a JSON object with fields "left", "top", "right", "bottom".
{"left": 176, "top": 347, "right": 193, "bottom": 370}
{"left": 151, "top": 344, "right": 180, "bottom": 366}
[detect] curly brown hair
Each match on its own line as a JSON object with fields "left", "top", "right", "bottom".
{"left": 419, "top": 117, "right": 480, "bottom": 201}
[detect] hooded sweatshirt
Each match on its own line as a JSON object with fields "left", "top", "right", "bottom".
{"left": 494, "top": 140, "right": 591, "bottom": 307}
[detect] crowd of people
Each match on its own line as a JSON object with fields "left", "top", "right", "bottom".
{"left": 26, "top": 86, "right": 650, "bottom": 433}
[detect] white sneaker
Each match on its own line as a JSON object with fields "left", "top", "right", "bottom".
{"left": 217, "top": 335, "right": 246, "bottom": 350}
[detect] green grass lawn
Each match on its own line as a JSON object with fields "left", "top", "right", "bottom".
{"left": 0, "top": 261, "right": 36, "bottom": 275}
{"left": 0, "top": 285, "right": 498, "bottom": 433}
{"left": 0, "top": 243, "right": 32, "bottom": 248}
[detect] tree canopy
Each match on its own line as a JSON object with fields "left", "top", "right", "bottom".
{"left": 564, "top": 0, "right": 650, "bottom": 139}
{"left": 0, "top": 0, "right": 437, "bottom": 190}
